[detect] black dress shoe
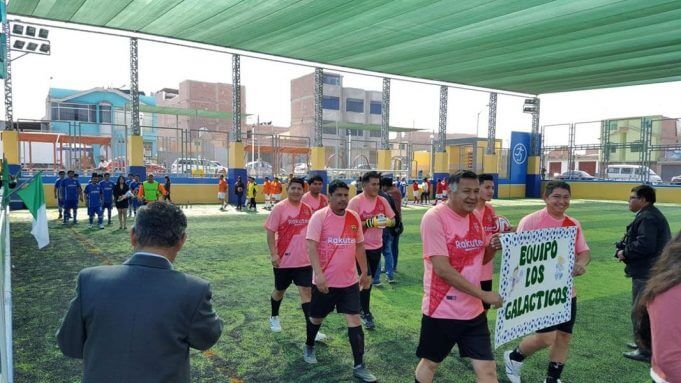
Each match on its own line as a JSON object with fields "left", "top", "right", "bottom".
{"left": 626, "top": 342, "right": 638, "bottom": 349}
{"left": 623, "top": 349, "right": 651, "bottom": 362}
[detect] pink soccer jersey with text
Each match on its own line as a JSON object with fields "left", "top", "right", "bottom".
{"left": 421, "top": 204, "right": 488, "bottom": 320}
{"left": 263, "top": 199, "right": 313, "bottom": 268}
{"left": 306, "top": 207, "right": 364, "bottom": 288}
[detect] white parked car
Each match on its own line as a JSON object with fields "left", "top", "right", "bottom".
{"left": 671, "top": 174, "right": 681, "bottom": 185}
{"left": 293, "top": 162, "right": 309, "bottom": 176}
{"left": 606, "top": 164, "right": 662, "bottom": 184}
{"left": 171, "top": 158, "right": 220, "bottom": 175}
{"left": 246, "top": 159, "right": 273, "bottom": 178}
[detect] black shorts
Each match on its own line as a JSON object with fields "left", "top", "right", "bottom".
{"left": 416, "top": 313, "right": 494, "bottom": 363}
{"left": 273, "top": 266, "right": 312, "bottom": 291}
{"left": 480, "top": 280, "right": 493, "bottom": 310}
{"left": 536, "top": 297, "right": 577, "bottom": 334}
{"left": 309, "top": 283, "right": 361, "bottom": 318}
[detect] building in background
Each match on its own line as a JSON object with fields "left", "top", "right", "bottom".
{"left": 543, "top": 115, "right": 680, "bottom": 181}
{"left": 291, "top": 71, "right": 383, "bottom": 168}
{"left": 154, "top": 80, "right": 246, "bottom": 170}
{"left": 43, "top": 87, "right": 157, "bottom": 172}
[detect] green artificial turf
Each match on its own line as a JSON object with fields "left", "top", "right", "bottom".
{"left": 9, "top": 200, "right": 680, "bottom": 382}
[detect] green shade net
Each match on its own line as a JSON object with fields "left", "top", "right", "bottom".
{"left": 9, "top": 0, "right": 681, "bottom": 94}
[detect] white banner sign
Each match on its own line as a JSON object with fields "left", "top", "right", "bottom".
{"left": 494, "top": 227, "right": 576, "bottom": 348}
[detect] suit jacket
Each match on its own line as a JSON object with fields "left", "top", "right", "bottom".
{"left": 623, "top": 205, "right": 671, "bottom": 279}
{"left": 57, "top": 253, "right": 223, "bottom": 383}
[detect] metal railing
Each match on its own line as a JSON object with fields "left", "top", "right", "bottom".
{"left": 0, "top": 190, "right": 13, "bottom": 383}
{"left": 541, "top": 117, "right": 681, "bottom": 184}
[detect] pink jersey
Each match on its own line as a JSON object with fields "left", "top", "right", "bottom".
{"left": 302, "top": 192, "right": 328, "bottom": 212}
{"left": 347, "top": 193, "right": 395, "bottom": 250}
{"left": 263, "top": 199, "right": 313, "bottom": 268}
{"left": 306, "top": 207, "right": 364, "bottom": 288}
{"left": 474, "top": 203, "right": 497, "bottom": 281}
{"left": 516, "top": 207, "right": 589, "bottom": 297}
{"left": 421, "top": 204, "right": 488, "bottom": 320}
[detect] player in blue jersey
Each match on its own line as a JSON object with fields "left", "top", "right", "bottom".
{"left": 62, "top": 170, "right": 83, "bottom": 225}
{"left": 54, "top": 170, "right": 66, "bottom": 220}
{"left": 99, "top": 172, "right": 115, "bottom": 225}
{"left": 84, "top": 173, "right": 104, "bottom": 229}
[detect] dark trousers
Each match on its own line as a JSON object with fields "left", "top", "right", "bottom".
{"left": 392, "top": 233, "right": 400, "bottom": 271}
{"left": 632, "top": 278, "right": 650, "bottom": 353}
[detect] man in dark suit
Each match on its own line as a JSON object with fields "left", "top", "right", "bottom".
{"left": 57, "top": 202, "right": 223, "bottom": 382}
{"left": 616, "top": 184, "right": 670, "bottom": 362}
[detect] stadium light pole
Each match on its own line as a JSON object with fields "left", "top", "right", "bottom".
{"left": 476, "top": 104, "right": 489, "bottom": 137}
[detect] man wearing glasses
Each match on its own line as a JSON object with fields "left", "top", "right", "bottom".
{"left": 616, "top": 185, "right": 671, "bottom": 362}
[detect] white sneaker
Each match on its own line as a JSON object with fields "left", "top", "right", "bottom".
{"left": 303, "top": 345, "right": 317, "bottom": 364}
{"left": 504, "top": 350, "right": 523, "bottom": 383}
{"left": 315, "top": 331, "right": 327, "bottom": 342}
{"left": 543, "top": 380, "right": 562, "bottom": 383}
{"left": 269, "top": 316, "right": 281, "bottom": 332}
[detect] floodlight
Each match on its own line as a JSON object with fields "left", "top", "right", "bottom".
{"left": 12, "top": 24, "right": 23, "bottom": 35}
{"left": 39, "top": 43, "right": 50, "bottom": 54}
{"left": 38, "top": 28, "right": 49, "bottom": 39}
{"left": 523, "top": 98, "right": 539, "bottom": 114}
{"left": 25, "top": 26, "right": 36, "bottom": 37}
{"left": 12, "top": 40, "right": 24, "bottom": 49}
{"left": 26, "top": 42, "right": 38, "bottom": 51}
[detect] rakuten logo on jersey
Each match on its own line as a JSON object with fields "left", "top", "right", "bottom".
{"left": 327, "top": 237, "right": 356, "bottom": 245}
{"left": 287, "top": 218, "right": 309, "bottom": 225}
{"left": 454, "top": 239, "right": 484, "bottom": 251}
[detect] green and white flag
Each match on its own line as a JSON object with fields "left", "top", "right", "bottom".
{"left": 17, "top": 176, "right": 49, "bottom": 249}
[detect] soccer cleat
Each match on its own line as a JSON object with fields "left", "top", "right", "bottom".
{"left": 361, "top": 313, "right": 376, "bottom": 330}
{"left": 99, "top": 224, "right": 105, "bottom": 229}
{"left": 88, "top": 224, "right": 93, "bottom": 229}
{"left": 371, "top": 281, "right": 382, "bottom": 287}
{"left": 315, "top": 331, "right": 327, "bottom": 342}
{"left": 387, "top": 277, "right": 396, "bottom": 284}
{"left": 504, "top": 350, "right": 523, "bottom": 383}
{"left": 543, "top": 380, "right": 562, "bottom": 383}
{"left": 352, "top": 364, "right": 377, "bottom": 382}
{"left": 303, "top": 345, "right": 317, "bottom": 364}
{"left": 269, "top": 316, "right": 282, "bottom": 332}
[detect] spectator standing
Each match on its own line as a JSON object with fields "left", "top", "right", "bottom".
{"left": 57, "top": 202, "right": 223, "bottom": 383}
{"left": 234, "top": 176, "right": 245, "bottom": 211}
{"left": 112, "top": 175, "right": 130, "bottom": 230}
{"left": 616, "top": 185, "right": 671, "bottom": 362}
{"left": 164, "top": 176, "right": 172, "bottom": 203}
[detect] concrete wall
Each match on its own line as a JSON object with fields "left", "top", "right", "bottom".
{"left": 541, "top": 180, "right": 681, "bottom": 204}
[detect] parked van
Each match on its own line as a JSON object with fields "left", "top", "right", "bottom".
{"left": 171, "top": 158, "right": 222, "bottom": 175}
{"left": 606, "top": 164, "right": 662, "bottom": 184}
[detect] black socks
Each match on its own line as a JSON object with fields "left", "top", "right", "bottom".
{"left": 510, "top": 347, "right": 526, "bottom": 362}
{"left": 306, "top": 320, "right": 321, "bottom": 347}
{"left": 348, "top": 325, "right": 365, "bottom": 367}
{"left": 270, "top": 297, "right": 282, "bottom": 317}
{"left": 546, "top": 361, "right": 564, "bottom": 382}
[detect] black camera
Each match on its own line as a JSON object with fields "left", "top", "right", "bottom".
{"left": 614, "top": 233, "right": 628, "bottom": 258}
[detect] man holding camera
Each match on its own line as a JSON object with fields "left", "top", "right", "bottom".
{"left": 616, "top": 185, "right": 670, "bottom": 362}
